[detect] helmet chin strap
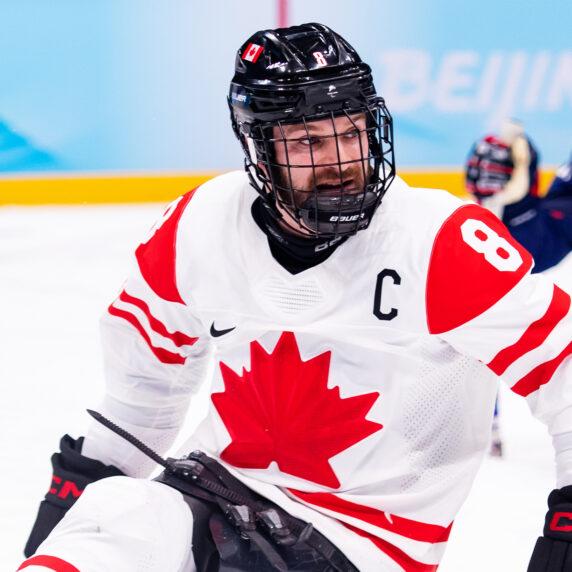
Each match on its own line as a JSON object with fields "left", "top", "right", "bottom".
{"left": 297, "top": 177, "right": 384, "bottom": 236}
{"left": 298, "top": 191, "right": 378, "bottom": 235}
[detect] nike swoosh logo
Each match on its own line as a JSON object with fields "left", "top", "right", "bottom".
{"left": 210, "top": 322, "right": 236, "bottom": 337}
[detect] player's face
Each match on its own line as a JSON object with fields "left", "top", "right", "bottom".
{"left": 273, "top": 113, "right": 370, "bottom": 197}
{"left": 271, "top": 113, "right": 371, "bottom": 235}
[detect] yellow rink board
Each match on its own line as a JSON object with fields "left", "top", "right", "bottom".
{"left": 0, "top": 169, "right": 557, "bottom": 205}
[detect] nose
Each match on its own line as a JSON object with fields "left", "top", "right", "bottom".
{"left": 313, "top": 135, "right": 355, "bottom": 169}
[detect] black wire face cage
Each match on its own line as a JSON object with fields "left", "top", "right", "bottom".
{"left": 243, "top": 99, "right": 395, "bottom": 239}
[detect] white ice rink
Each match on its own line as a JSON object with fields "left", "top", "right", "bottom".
{"left": 2, "top": 202, "right": 571, "bottom": 571}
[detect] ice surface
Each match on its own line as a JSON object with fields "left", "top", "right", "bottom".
{"left": 2, "top": 203, "right": 570, "bottom": 571}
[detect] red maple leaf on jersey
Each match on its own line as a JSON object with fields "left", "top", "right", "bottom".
{"left": 211, "top": 331, "right": 382, "bottom": 488}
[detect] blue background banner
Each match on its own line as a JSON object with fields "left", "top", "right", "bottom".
{"left": 0, "top": 0, "right": 570, "bottom": 176}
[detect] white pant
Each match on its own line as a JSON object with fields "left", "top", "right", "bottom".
{"left": 19, "top": 477, "right": 196, "bottom": 572}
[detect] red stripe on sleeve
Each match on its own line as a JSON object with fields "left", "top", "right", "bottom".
{"left": 135, "top": 188, "right": 197, "bottom": 304}
{"left": 289, "top": 489, "right": 452, "bottom": 543}
{"left": 344, "top": 522, "right": 439, "bottom": 572}
{"left": 511, "top": 340, "right": 572, "bottom": 397}
{"left": 108, "top": 304, "right": 186, "bottom": 365}
{"left": 118, "top": 290, "right": 198, "bottom": 347}
{"left": 18, "top": 554, "right": 80, "bottom": 572}
{"left": 488, "top": 284, "right": 571, "bottom": 375}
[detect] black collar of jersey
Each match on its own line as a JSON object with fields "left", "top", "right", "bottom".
{"left": 251, "top": 198, "right": 347, "bottom": 275}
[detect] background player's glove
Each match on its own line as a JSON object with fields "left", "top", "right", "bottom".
{"left": 24, "top": 434, "right": 124, "bottom": 557}
{"left": 497, "top": 120, "right": 532, "bottom": 206}
{"left": 528, "top": 485, "right": 572, "bottom": 571}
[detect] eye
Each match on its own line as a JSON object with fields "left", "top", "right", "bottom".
{"left": 297, "top": 136, "right": 321, "bottom": 147}
{"left": 343, "top": 129, "right": 360, "bottom": 139}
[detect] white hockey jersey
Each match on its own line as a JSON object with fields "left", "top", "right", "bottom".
{"left": 84, "top": 171, "right": 572, "bottom": 571}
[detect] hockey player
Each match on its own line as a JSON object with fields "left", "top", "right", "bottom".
{"left": 19, "top": 23, "right": 572, "bottom": 572}
{"left": 465, "top": 125, "right": 572, "bottom": 456}
{"left": 465, "top": 122, "right": 572, "bottom": 274}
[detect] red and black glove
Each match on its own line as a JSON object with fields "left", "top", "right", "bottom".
{"left": 528, "top": 486, "right": 572, "bottom": 571}
{"left": 24, "top": 434, "right": 124, "bottom": 557}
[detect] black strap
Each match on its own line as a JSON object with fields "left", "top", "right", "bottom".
{"left": 157, "top": 457, "right": 290, "bottom": 571}
{"left": 156, "top": 452, "right": 358, "bottom": 572}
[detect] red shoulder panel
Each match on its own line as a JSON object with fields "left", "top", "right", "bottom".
{"left": 426, "top": 203, "right": 533, "bottom": 334}
{"left": 135, "top": 188, "right": 197, "bottom": 303}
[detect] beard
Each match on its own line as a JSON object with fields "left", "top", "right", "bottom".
{"left": 273, "top": 160, "right": 372, "bottom": 209}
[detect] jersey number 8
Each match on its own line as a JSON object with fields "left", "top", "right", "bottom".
{"left": 461, "top": 218, "right": 523, "bottom": 272}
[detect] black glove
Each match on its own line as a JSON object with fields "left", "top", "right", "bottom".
{"left": 528, "top": 486, "right": 572, "bottom": 571}
{"left": 24, "top": 434, "right": 124, "bottom": 557}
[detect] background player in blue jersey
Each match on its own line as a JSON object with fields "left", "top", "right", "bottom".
{"left": 465, "top": 121, "right": 572, "bottom": 274}
{"left": 465, "top": 121, "right": 572, "bottom": 456}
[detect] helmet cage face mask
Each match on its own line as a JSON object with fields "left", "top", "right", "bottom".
{"left": 228, "top": 23, "right": 396, "bottom": 239}
{"left": 242, "top": 101, "right": 394, "bottom": 238}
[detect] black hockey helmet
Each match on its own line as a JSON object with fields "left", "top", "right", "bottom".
{"left": 465, "top": 134, "right": 539, "bottom": 200}
{"left": 228, "top": 22, "right": 395, "bottom": 238}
